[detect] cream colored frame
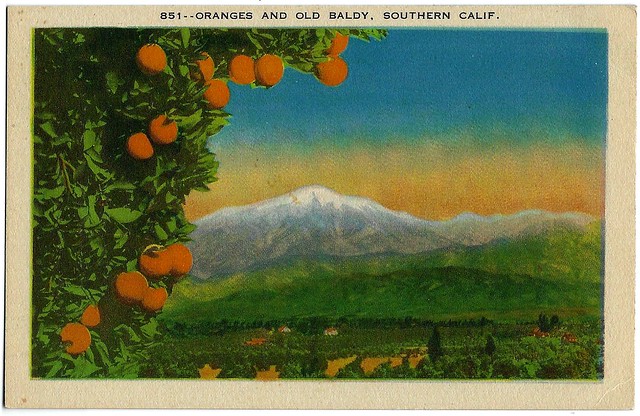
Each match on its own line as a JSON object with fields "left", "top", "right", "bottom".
{"left": 5, "top": 5, "right": 635, "bottom": 409}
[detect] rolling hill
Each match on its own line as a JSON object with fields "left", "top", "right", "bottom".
{"left": 162, "top": 218, "right": 602, "bottom": 325}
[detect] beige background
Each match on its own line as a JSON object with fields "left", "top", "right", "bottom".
{"left": 5, "top": 5, "right": 636, "bottom": 409}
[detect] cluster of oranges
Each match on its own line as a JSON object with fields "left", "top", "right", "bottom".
{"left": 227, "top": 53, "right": 284, "bottom": 87}
{"left": 224, "top": 33, "right": 351, "bottom": 88}
{"left": 126, "top": 114, "right": 178, "bottom": 160}
{"left": 126, "top": 44, "right": 182, "bottom": 160}
{"left": 127, "top": 33, "right": 351, "bottom": 160}
{"left": 315, "top": 33, "right": 350, "bottom": 87}
{"left": 126, "top": 42, "right": 286, "bottom": 160}
{"left": 192, "top": 52, "right": 231, "bottom": 110}
{"left": 59, "top": 243, "right": 192, "bottom": 356}
{"left": 59, "top": 305, "right": 101, "bottom": 355}
{"left": 114, "top": 243, "right": 192, "bottom": 311}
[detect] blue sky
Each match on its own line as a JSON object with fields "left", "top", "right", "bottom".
{"left": 189, "top": 28, "right": 607, "bottom": 221}
{"left": 212, "top": 28, "right": 607, "bottom": 150}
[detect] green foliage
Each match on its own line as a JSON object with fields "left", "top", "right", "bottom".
{"left": 538, "top": 313, "right": 551, "bottom": 332}
{"left": 302, "top": 335, "right": 325, "bottom": 377}
{"left": 484, "top": 334, "right": 496, "bottom": 356}
{"left": 428, "top": 326, "right": 443, "bottom": 361}
{"left": 538, "top": 313, "right": 561, "bottom": 332}
{"left": 32, "top": 27, "right": 387, "bottom": 379}
{"left": 143, "top": 318, "right": 602, "bottom": 380}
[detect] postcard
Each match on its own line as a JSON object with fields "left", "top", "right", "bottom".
{"left": 4, "top": 4, "right": 635, "bottom": 409}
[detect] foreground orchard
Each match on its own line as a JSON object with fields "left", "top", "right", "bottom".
{"left": 32, "top": 28, "right": 386, "bottom": 378}
{"left": 146, "top": 318, "right": 603, "bottom": 380}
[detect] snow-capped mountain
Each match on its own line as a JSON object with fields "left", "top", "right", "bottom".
{"left": 188, "top": 185, "right": 595, "bottom": 279}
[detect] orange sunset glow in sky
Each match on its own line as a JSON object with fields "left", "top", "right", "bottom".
{"left": 184, "top": 140, "right": 604, "bottom": 222}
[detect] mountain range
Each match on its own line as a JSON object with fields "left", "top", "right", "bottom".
{"left": 188, "top": 185, "right": 595, "bottom": 280}
{"left": 161, "top": 186, "right": 602, "bottom": 324}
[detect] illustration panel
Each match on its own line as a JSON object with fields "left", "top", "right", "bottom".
{"left": 30, "top": 25, "right": 608, "bottom": 382}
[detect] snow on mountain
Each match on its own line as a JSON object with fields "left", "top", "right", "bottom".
{"left": 188, "top": 185, "right": 595, "bottom": 279}
{"left": 438, "top": 209, "right": 595, "bottom": 246}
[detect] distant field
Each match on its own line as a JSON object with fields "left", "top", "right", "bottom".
{"left": 143, "top": 318, "right": 603, "bottom": 380}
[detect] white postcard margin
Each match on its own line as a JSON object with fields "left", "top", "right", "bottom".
{"left": 5, "top": 5, "right": 636, "bottom": 409}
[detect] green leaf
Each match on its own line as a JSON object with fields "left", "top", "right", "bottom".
{"left": 85, "top": 148, "right": 104, "bottom": 163}
{"left": 154, "top": 223, "right": 168, "bottom": 240}
{"left": 113, "top": 228, "right": 129, "bottom": 249}
{"left": 117, "top": 324, "right": 141, "bottom": 343}
{"left": 178, "top": 223, "right": 197, "bottom": 234}
{"left": 105, "top": 181, "right": 136, "bottom": 191}
{"left": 67, "top": 356, "right": 101, "bottom": 378}
{"left": 140, "top": 318, "right": 160, "bottom": 338}
{"left": 39, "top": 122, "right": 57, "bottom": 138}
{"left": 84, "top": 195, "right": 101, "bottom": 227}
{"left": 176, "top": 109, "right": 202, "bottom": 130}
{"left": 165, "top": 193, "right": 177, "bottom": 204}
{"left": 89, "top": 236, "right": 105, "bottom": 255}
{"left": 84, "top": 344, "right": 96, "bottom": 363}
{"left": 85, "top": 155, "right": 110, "bottom": 179}
{"left": 93, "top": 338, "right": 112, "bottom": 367}
{"left": 246, "top": 32, "right": 263, "bottom": 51}
{"left": 180, "top": 28, "right": 190, "bottom": 47}
{"left": 105, "top": 72, "right": 121, "bottom": 94}
{"left": 83, "top": 129, "right": 97, "bottom": 151}
{"left": 36, "top": 186, "right": 65, "bottom": 200}
{"left": 105, "top": 207, "right": 142, "bottom": 224}
{"left": 36, "top": 325, "right": 51, "bottom": 345}
{"left": 136, "top": 82, "right": 153, "bottom": 93}
{"left": 165, "top": 217, "right": 177, "bottom": 233}
{"left": 45, "top": 360, "right": 64, "bottom": 378}
{"left": 126, "top": 258, "right": 138, "bottom": 271}
{"left": 73, "top": 32, "right": 85, "bottom": 44}
{"left": 63, "top": 285, "right": 89, "bottom": 297}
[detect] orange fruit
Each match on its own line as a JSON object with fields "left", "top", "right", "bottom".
{"left": 136, "top": 44, "right": 166, "bottom": 76}
{"left": 139, "top": 246, "right": 172, "bottom": 278}
{"left": 115, "top": 271, "right": 149, "bottom": 303}
{"left": 60, "top": 323, "right": 91, "bottom": 355}
{"left": 148, "top": 115, "right": 178, "bottom": 145}
{"left": 126, "top": 132, "right": 154, "bottom": 160}
{"left": 229, "top": 55, "right": 256, "bottom": 85}
{"left": 141, "top": 287, "right": 168, "bottom": 312}
{"left": 203, "top": 79, "right": 230, "bottom": 109}
{"left": 80, "top": 305, "right": 101, "bottom": 327}
{"left": 327, "top": 33, "right": 349, "bottom": 56}
{"left": 166, "top": 243, "right": 193, "bottom": 277}
{"left": 195, "top": 52, "right": 215, "bottom": 81}
{"left": 254, "top": 54, "right": 284, "bottom": 87}
{"left": 315, "top": 57, "right": 348, "bottom": 87}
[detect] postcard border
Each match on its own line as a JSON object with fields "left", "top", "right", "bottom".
{"left": 5, "top": 5, "right": 636, "bottom": 409}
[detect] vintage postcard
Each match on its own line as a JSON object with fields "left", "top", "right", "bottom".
{"left": 4, "top": 4, "right": 636, "bottom": 409}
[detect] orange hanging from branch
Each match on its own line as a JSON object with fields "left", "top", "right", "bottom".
{"left": 136, "top": 44, "right": 167, "bottom": 76}
{"left": 255, "top": 54, "right": 284, "bottom": 87}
